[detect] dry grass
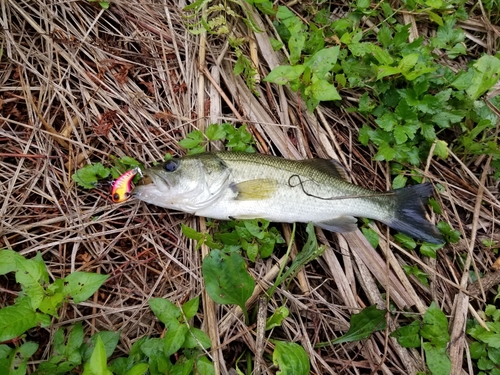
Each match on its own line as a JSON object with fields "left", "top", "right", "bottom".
{"left": 0, "top": 0, "right": 499, "bottom": 374}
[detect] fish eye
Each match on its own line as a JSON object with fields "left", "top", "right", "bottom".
{"left": 164, "top": 160, "right": 179, "bottom": 172}
{"left": 113, "top": 193, "right": 120, "bottom": 202}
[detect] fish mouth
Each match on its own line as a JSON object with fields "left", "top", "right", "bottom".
{"left": 135, "top": 169, "right": 172, "bottom": 190}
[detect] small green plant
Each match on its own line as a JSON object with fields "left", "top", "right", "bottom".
{"left": 72, "top": 155, "right": 142, "bottom": 189}
{"left": 392, "top": 302, "right": 451, "bottom": 375}
{"left": 0, "top": 249, "right": 109, "bottom": 374}
{"left": 179, "top": 123, "right": 255, "bottom": 155}
{"left": 316, "top": 305, "right": 387, "bottom": 348}
{"left": 88, "top": 0, "right": 110, "bottom": 9}
{"left": 0, "top": 250, "right": 109, "bottom": 342}
{"left": 467, "top": 304, "right": 500, "bottom": 375}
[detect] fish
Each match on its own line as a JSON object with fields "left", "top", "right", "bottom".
{"left": 132, "top": 152, "right": 444, "bottom": 244}
{"left": 111, "top": 167, "right": 141, "bottom": 203}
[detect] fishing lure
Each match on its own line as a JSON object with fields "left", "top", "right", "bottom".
{"left": 111, "top": 167, "right": 142, "bottom": 203}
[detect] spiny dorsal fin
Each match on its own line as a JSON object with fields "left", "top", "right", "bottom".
{"left": 301, "top": 159, "right": 351, "bottom": 182}
{"left": 233, "top": 179, "right": 278, "bottom": 200}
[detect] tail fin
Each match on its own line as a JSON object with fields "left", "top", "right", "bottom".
{"left": 383, "top": 183, "right": 444, "bottom": 244}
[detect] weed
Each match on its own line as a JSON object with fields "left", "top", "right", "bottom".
{"left": 392, "top": 302, "right": 451, "bottom": 375}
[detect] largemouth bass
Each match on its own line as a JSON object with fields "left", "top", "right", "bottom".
{"left": 132, "top": 152, "right": 443, "bottom": 244}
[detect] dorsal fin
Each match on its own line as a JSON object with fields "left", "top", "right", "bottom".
{"left": 300, "top": 159, "right": 351, "bottom": 182}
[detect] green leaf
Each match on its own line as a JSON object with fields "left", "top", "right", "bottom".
{"left": 179, "top": 130, "right": 204, "bottom": 149}
{"left": 182, "top": 327, "right": 212, "bottom": 350}
{"left": 403, "top": 264, "right": 429, "bottom": 287}
{"left": 195, "top": 356, "right": 215, "bottom": 375}
{"left": 266, "top": 306, "right": 289, "bottom": 330}
{"left": 264, "top": 65, "right": 305, "bottom": 85}
{"left": 164, "top": 321, "right": 188, "bottom": 356}
{"left": 392, "top": 175, "right": 407, "bottom": 189}
{"left": 361, "top": 227, "right": 379, "bottom": 249}
{"left": 72, "top": 163, "right": 111, "bottom": 189}
{"left": 303, "top": 47, "right": 340, "bottom": 78}
{"left": 331, "top": 305, "right": 386, "bottom": 344}
{"left": 82, "top": 336, "right": 113, "bottom": 375}
{"left": 398, "top": 53, "right": 419, "bottom": 73}
{"left": 420, "top": 302, "right": 450, "bottom": 347}
{"left": 391, "top": 320, "right": 421, "bottom": 348}
{"left": 205, "top": 124, "right": 226, "bottom": 141}
{"left": 149, "top": 298, "right": 181, "bottom": 329}
{"left": 422, "top": 342, "right": 451, "bottom": 375}
{"left": 0, "top": 297, "right": 43, "bottom": 342}
{"left": 182, "top": 297, "right": 199, "bottom": 320}
{"left": 377, "top": 65, "right": 401, "bottom": 80}
{"left": 124, "top": 363, "right": 149, "bottom": 375}
{"left": 432, "top": 140, "right": 449, "bottom": 159}
{"left": 82, "top": 331, "right": 120, "bottom": 362}
{"left": 202, "top": 250, "right": 255, "bottom": 319}
{"left": 466, "top": 55, "right": 500, "bottom": 100}
{"left": 15, "top": 253, "right": 48, "bottom": 310}
{"left": 309, "top": 79, "right": 341, "bottom": 102}
{"left": 63, "top": 272, "right": 109, "bottom": 303}
{"left": 0, "top": 249, "right": 24, "bottom": 275}
{"left": 272, "top": 341, "right": 310, "bottom": 375}
{"left": 394, "top": 233, "right": 417, "bottom": 249}
{"left": 469, "top": 341, "right": 487, "bottom": 359}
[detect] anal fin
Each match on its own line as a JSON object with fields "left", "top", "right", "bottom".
{"left": 315, "top": 216, "right": 358, "bottom": 233}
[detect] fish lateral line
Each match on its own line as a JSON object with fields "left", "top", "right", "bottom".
{"left": 287, "top": 174, "right": 396, "bottom": 201}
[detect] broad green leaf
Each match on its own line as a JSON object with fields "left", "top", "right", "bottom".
{"left": 82, "top": 336, "right": 113, "bottom": 375}
{"left": 82, "top": 331, "right": 120, "bottom": 362}
{"left": 182, "top": 327, "right": 212, "bottom": 350}
{"left": 149, "top": 298, "right": 181, "bottom": 329}
{"left": 466, "top": 55, "right": 500, "bottom": 100}
{"left": 377, "top": 65, "right": 401, "bottom": 80}
{"left": 422, "top": 342, "right": 451, "bottom": 375}
{"left": 420, "top": 302, "right": 450, "bottom": 347}
{"left": 0, "top": 298, "right": 41, "bottom": 342}
{"left": 164, "top": 321, "right": 188, "bottom": 356}
{"left": 394, "top": 233, "right": 416, "bottom": 250}
{"left": 420, "top": 242, "right": 444, "bottom": 258}
{"left": 266, "top": 307, "right": 289, "bottom": 330}
{"left": 72, "top": 163, "right": 110, "bottom": 189}
{"left": 469, "top": 341, "right": 487, "bottom": 359}
{"left": 6, "top": 341, "right": 39, "bottom": 375}
{"left": 205, "top": 124, "right": 226, "bottom": 141}
{"left": 195, "top": 356, "right": 215, "bottom": 375}
{"left": 15, "top": 253, "right": 48, "bottom": 310}
{"left": 38, "top": 292, "right": 64, "bottom": 317}
{"left": 398, "top": 53, "right": 419, "bottom": 73}
{"left": 392, "top": 175, "right": 407, "bottom": 189}
{"left": 330, "top": 305, "right": 386, "bottom": 344}
{"left": 433, "top": 140, "right": 449, "bottom": 159}
{"left": 391, "top": 320, "right": 421, "bottom": 348}
{"left": 264, "top": 65, "right": 305, "bottom": 85}
{"left": 367, "top": 44, "right": 393, "bottom": 65}
{"left": 309, "top": 79, "right": 341, "bottom": 101}
{"left": 272, "top": 341, "right": 310, "bottom": 375}
{"left": 124, "top": 363, "right": 149, "bottom": 375}
{"left": 403, "top": 265, "right": 430, "bottom": 287}
{"left": 361, "top": 227, "right": 379, "bottom": 249}
{"left": 303, "top": 47, "right": 340, "bottom": 78}
{"left": 63, "top": 272, "right": 109, "bottom": 303}
{"left": 0, "top": 249, "right": 24, "bottom": 275}
{"left": 170, "top": 359, "right": 194, "bottom": 375}
{"left": 202, "top": 250, "right": 255, "bottom": 316}
{"left": 179, "top": 130, "right": 204, "bottom": 149}
{"left": 182, "top": 297, "right": 199, "bottom": 320}
{"left": 66, "top": 322, "right": 85, "bottom": 354}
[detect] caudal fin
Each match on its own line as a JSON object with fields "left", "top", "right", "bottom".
{"left": 383, "top": 183, "right": 444, "bottom": 244}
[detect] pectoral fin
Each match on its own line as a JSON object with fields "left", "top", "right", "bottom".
{"left": 315, "top": 216, "right": 358, "bottom": 232}
{"left": 233, "top": 179, "right": 278, "bottom": 200}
